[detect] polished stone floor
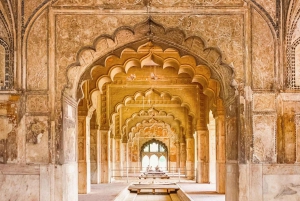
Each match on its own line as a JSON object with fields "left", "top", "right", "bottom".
{"left": 78, "top": 176, "right": 225, "bottom": 201}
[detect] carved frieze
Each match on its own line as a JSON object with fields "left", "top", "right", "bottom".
{"left": 26, "top": 95, "right": 48, "bottom": 113}
{"left": 53, "top": 0, "right": 243, "bottom": 7}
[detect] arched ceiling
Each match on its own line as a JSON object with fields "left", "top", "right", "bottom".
{"left": 67, "top": 18, "right": 235, "bottom": 105}
{"left": 81, "top": 40, "right": 222, "bottom": 141}
{"left": 128, "top": 118, "right": 178, "bottom": 143}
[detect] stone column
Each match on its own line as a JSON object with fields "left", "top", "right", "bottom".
{"left": 196, "top": 129, "right": 209, "bottom": 183}
{"left": 186, "top": 137, "right": 195, "bottom": 179}
{"left": 180, "top": 142, "right": 186, "bottom": 174}
{"left": 113, "top": 137, "right": 121, "bottom": 177}
{"left": 121, "top": 141, "right": 128, "bottom": 176}
{"left": 225, "top": 109, "right": 239, "bottom": 201}
{"left": 90, "top": 128, "right": 101, "bottom": 184}
{"left": 216, "top": 112, "right": 226, "bottom": 193}
{"left": 100, "top": 129, "right": 109, "bottom": 183}
{"left": 78, "top": 116, "right": 91, "bottom": 194}
{"left": 176, "top": 141, "right": 180, "bottom": 169}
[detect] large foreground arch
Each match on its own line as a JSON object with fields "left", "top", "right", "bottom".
{"left": 59, "top": 18, "right": 239, "bottom": 201}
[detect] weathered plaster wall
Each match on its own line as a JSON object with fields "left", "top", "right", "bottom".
{"left": 2, "top": 0, "right": 300, "bottom": 201}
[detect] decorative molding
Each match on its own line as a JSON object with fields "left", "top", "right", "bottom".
{"left": 26, "top": 95, "right": 48, "bottom": 113}
{"left": 252, "top": 93, "right": 276, "bottom": 112}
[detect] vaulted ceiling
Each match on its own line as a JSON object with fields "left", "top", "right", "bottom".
{"left": 80, "top": 41, "right": 222, "bottom": 142}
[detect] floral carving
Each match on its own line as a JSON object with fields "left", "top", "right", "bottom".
{"left": 26, "top": 118, "right": 47, "bottom": 144}
{"left": 26, "top": 95, "right": 48, "bottom": 113}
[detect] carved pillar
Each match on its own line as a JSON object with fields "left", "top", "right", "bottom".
{"left": 185, "top": 115, "right": 195, "bottom": 179}
{"left": 121, "top": 140, "right": 128, "bottom": 176}
{"left": 225, "top": 100, "right": 239, "bottom": 201}
{"left": 78, "top": 116, "right": 91, "bottom": 194}
{"left": 113, "top": 137, "right": 121, "bottom": 177}
{"left": 186, "top": 136, "right": 195, "bottom": 179}
{"left": 215, "top": 102, "right": 226, "bottom": 193}
{"left": 90, "top": 128, "right": 101, "bottom": 184}
{"left": 196, "top": 128, "right": 209, "bottom": 183}
{"left": 180, "top": 141, "right": 186, "bottom": 174}
{"left": 176, "top": 141, "right": 180, "bottom": 169}
{"left": 100, "top": 129, "right": 109, "bottom": 183}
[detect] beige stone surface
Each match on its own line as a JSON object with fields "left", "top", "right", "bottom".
{"left": 263, "top": 175, "right": 300, "bottom": 201}
{"left": 252, "top": 93, "right": 276, "bottom": 112}
{"left": 253, "top": 115, "right": 276, "bottom": 163}
{"left": 0, "top": 174, "right": 39, "bottom": 201}
{"left": 0, "top": 0, "right": 300, "bottom": 201}
{"left": 250, "top": 164, "right": 262, "bottom": 201}
{"left": 252, "top": 9, "right": 275, "bottom": 90}
{"left": 26, "top": 10, "right": 48, "bottom": 90}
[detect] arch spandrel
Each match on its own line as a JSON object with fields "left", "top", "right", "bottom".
{"left": 65, "top": 18, "right": 235, "bottom": 104}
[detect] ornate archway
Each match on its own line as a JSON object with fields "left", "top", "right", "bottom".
{"left": 62, "top": 18, "right": 237, "bottom": 199}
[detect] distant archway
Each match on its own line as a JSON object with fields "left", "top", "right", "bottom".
{"left": 141, "top": 139, "right": 168, "bottom": 171}
{"left": 62, "top": 17, "right": 238, "bottom": 200}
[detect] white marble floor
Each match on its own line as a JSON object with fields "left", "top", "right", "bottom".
{"left": 78, "top": 178, "right": 225, "bottom": 201}
{"left": 124, "top": 193, "right": 174, "bottom": 201}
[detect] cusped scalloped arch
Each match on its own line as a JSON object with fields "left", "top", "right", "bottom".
{"left": 64, "top": 18, "right": 235, "bottom": 104}
{"left": 110, "top": 89, "right": 194, "bottom": 121}
{"left": 90, "top": 43, "right": 221, "bottom": 111}
{"left": 128, "top": 118, "right": 181, "bottom": 142}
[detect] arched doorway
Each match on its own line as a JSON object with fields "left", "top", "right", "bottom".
{"left": 62, "top": 18, "right": 237, "bottom": 200}
{"left": 141, "top": 139, "right": 168, "bottom": 171}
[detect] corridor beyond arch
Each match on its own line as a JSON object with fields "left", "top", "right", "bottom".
{"left": 141, "top": 139, "right": 168, "bottom": 171}
{"left": 61, "top": 18, "right": 237, "bottom": 201}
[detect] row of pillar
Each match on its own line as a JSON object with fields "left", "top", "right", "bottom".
{"left": 77, "top": 113, "right": 225, "bottom": 194}
{"left": 78, "top": 116, "right": 110, "bottom": 194}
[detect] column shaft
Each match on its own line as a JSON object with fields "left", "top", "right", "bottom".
{"left": 186, "top": 137, "right": 195, "bottom": 179}
{"left": 216, "top": 114, "right": 226, "bottom": 193}
{"left": 196, "top": 130, "right": 209, "bottom": 183}
{"left": 100, "top": 130, "right": 109, "bottom": 183}
{"left": 78, "top": 116, "right": 91, "bottom": 194}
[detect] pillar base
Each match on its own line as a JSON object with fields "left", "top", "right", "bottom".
{"left": 216, "top": 161, "right": 225, "bottom": 193}
{"left": 78, "top": 162, "right": 91, "bottom": 194}
{"left": 196, "top": 161, "right": 209, "bottom": 183}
